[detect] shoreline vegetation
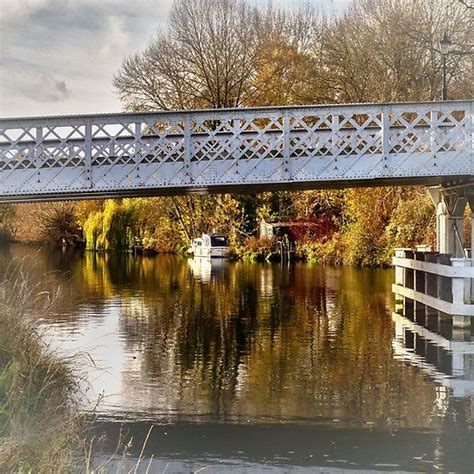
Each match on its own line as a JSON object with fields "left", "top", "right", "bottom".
{"left": 0, "top": 261, "right": 83, "bottom": 472}
{"left": 0, "top": 187, "right": 442, "bottom": 267}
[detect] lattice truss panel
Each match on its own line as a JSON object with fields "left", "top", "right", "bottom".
{"left": 0, "top": 101, "right": 472, "bottom": 199}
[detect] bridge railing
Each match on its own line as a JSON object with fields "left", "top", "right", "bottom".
{"left": 0, "top": 100, "right": 472, "bottom": 201}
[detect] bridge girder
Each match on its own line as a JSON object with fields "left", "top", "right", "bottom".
{"left": 0, "top": 100, "right": 472, "bottom": 204}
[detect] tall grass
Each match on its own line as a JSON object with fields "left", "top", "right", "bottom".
{"left": 0, "top": 259, "right": 84, "bottom": 472}
{"left": 0, "top": 260, "right": 152, "bottom": 473}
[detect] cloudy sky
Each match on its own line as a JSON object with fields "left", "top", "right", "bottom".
{"left": 0, "top": 0, "right": 350, "bottom": 118}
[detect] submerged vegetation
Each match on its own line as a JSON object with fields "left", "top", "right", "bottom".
{"left": 0, "top": 261, "right": 82, "bottom": 472}
{"left": 1, "top": 0, "right": 472, "bottom": 265}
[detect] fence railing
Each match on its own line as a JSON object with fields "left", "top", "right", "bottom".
{"left": 392, "top": 248, "right": 474, "bottom": 319}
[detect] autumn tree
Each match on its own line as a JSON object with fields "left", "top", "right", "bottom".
{"left": 13, "top": 202, "right": 80, "bottom": 245}
{"left": 311, "top": 0, "right": 473, "bottom": 103}
{"left": 248, "top": 3, "right": 320, "bottom": 106}
{"left": 114, "top": 0, "right": 320, "bottom": 110}
{"left": 114, "top": 0, "right": 261, "bottom": 110}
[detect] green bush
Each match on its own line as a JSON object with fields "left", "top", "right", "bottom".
{"left": 295, "top": 234, "right": 345, "bottom": 265}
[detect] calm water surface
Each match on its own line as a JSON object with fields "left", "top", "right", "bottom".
{"left": 1, "top": 245, "right": 473, "bottom": 472}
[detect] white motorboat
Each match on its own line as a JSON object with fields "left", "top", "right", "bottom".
{"left": 188, "top": 233, "right": 230, "bottom": 258}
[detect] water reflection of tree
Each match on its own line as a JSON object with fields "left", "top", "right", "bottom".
{"left": 100, "top": 257, "right": 442, "bottom": 430}
{"left": 2, "top": 246, "right": 450, "bottom": 430}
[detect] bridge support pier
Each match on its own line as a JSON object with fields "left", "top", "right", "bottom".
{"left": 471, "top": 202, "right": 474, "bottom": 259}
{"left": 429, "top": 186, "right": 473, "bottom": 257}
{"left": 394, "top": 185, "right": 474, "bottom": 335}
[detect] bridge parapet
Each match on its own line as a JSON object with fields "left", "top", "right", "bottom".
{"left": 0, "top": 100, "right": 472, "bottom": 202}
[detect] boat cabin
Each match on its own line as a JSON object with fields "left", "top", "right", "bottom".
{"left": 189, "top": 233, "right": 230, "bottom": 258}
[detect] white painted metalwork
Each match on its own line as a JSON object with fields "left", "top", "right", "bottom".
{"left": 392, "top": 249, "right": 474, "bottom": 318}
{"left": 0, "top": 100, "right": 472, "bottom": 202}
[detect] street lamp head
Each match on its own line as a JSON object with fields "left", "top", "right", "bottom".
{"left": 440, "top": 32, "right": 452, "bottom": 55}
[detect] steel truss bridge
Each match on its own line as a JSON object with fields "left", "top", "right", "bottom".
{"left": 0, "top": 100, "right": 472, "bottom": 203}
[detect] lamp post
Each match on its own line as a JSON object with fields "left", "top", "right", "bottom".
{"left": 439, "top": 33, "right": 452, "bottom": 101}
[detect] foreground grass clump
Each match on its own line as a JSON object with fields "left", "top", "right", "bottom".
{"left": 0, "top": 261, "right": 83, "bottom": 472}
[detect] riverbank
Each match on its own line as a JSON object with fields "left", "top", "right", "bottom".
{"left": 0, "top": 261, "right": 83, "bottom": 472}
{"left": 1, "top": 187, "right": 439, "bottom": 267}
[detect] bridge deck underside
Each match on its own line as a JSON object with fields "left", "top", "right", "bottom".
{"left": 0, "top": 101, "right": 472, "bottom": 203}
{"left": 2, "top": 176, "right": 473, "bottom": 204}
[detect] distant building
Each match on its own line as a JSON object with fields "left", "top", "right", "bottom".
{"left": 259, "top": 218, "right": 336, "bottom": 242}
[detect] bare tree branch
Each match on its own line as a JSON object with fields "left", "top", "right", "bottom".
{"left": 456, "top": 0, "right": 473, "bottom": 10}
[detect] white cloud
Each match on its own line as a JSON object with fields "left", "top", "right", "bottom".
{"left": 19, "top": 73, "right": 72, "bottom": 103}
{"left": 0, "top": 0, "right": 57, "bottom": 22}
{"left": 99, "top": 16, "right": 129, "bottom": 58}
{"left": 0, "top": 0, "right": 348, "bottom": 118}
{"left": 0, "top": 0, "right": 170, "bottom": 117}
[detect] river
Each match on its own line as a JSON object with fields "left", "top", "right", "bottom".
{"left": 1, "top": 244, "right": 473, "bottom": 472}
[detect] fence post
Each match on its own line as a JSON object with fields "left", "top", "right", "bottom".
{"left": 451, "top": 258, "right": 470, "bottom": 305}
{"left": 424, "top": 252, "right": 439, "bottom": 297}
{"left": 394, "top": 248, "right": 408, "bottom": 286}
{"left": 414, "top": 251, "right": 426, "bottom": 294}
{"left": 450, "top": 258, "right": 471, "bottom": 330}
{"left": 437, "top": 254, "right": 452, "bottom": 302}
